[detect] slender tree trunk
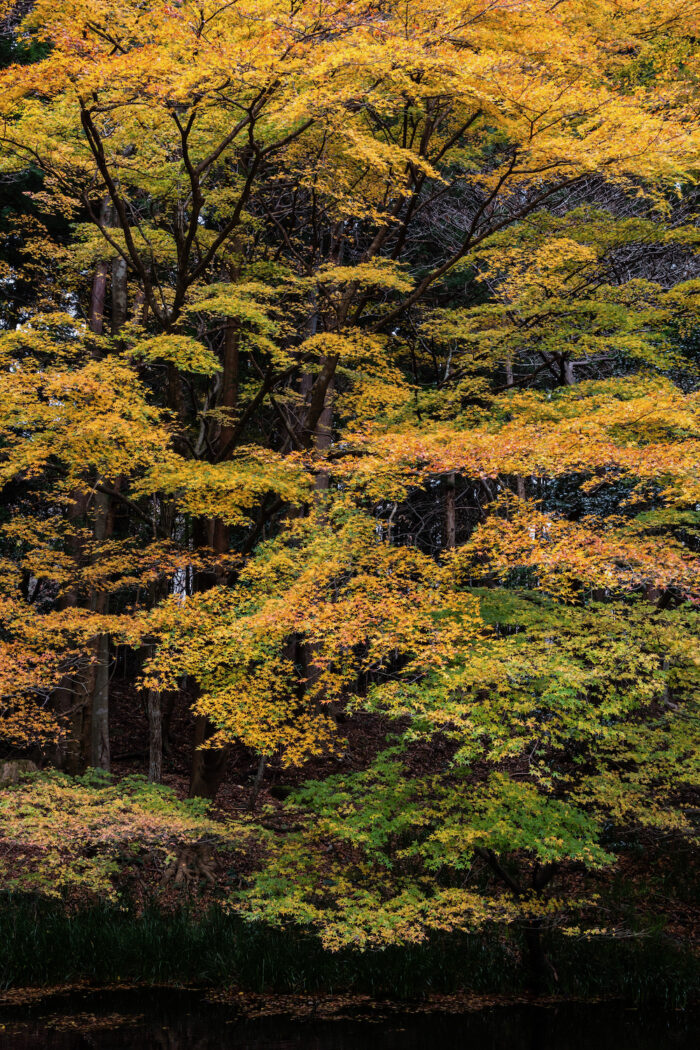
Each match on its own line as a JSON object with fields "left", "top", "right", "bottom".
{"left": 52, "top": 488, "right": 89, "bottom": 771}
{"left": 87, "top": 217, "right": 111, "bottom": 767}
{"left": 56, "top": 211, "right": 114, "bottom": 771}
{"left": 88, "top": 198, "right": 113, "bottom": 335}
{"left": 111, "top": 256, "right": 128, "bottom": 334}
{"left": 444, "top": 472, "right": 456, "bottom": 549}
{"left": 52, "top": 680, "right": 81, "bottom": 774}
{"left": 86, "top": 486, "right": 111, "bottom": 771}
{"left": 313, "top": 375, "right": 334, "bottom": 492}
{"left": 89, "top": 261, "right": 109, "bottom": 334}
{"left": 503, "top": 360, "right": 527, "bottom": 500}
{"left": 83, "top": 205, "right": 118, "bottom": 772}
{"left": 131, "top": 287, "right": 147, "bottom": 325}
{"left": 187, "top": 316, "right": 240, "bottom": 799}
{"left": 477, "top": 850, "right": 558, "bottom": 994}
{"left": 302, "top": 377, "right": 337, "bottom": 718}
{"left": 162, "top": 691, "right": 176, "bottom": 758}
{"left": 54, "top": 201, "right": 132, "bottom": 772}
{"left": 90, "top": 631, "right": 110, "bottom": 769}
{"left": 219, "top": 317, "right": 239, "bottom": 450}
{"left": 561, "top": 353, "right": 575, "bottom": 386}
{"left": 147, "top": 687, "right": 163, "bottom": 783}
{"left": 248, "top": 753, "right": 267, "bottom": 812}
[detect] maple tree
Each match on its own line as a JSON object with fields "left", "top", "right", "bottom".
{"left": 0, "top": 0, "right": 698, "bottom": 987}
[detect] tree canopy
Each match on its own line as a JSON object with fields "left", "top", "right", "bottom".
{"left": 0, "top": 0, "right": 698, "bottom": 979}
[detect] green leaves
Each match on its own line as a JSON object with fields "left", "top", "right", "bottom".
{"left": 242, "top": 585, "right": 698, "bottom": 947}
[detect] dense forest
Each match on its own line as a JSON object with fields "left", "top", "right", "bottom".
{"left": 0, "top": 0, "right": 698, "bottom": 1001}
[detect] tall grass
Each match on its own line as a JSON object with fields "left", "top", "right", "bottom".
{"left": 0, "top": 895, "right": 696, "bottom": 1007}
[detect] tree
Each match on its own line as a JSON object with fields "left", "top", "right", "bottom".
{"left": 0, "top": 1, "right": 697, "bottom": 977}
{"left": 243, "top": 592, "right": 698, "bottom": 984}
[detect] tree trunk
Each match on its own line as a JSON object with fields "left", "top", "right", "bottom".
{"left": 111, "top": 256, "right": 128, "bottom": 334}
{"left": 313, "top": 375, "right": 334, "bottom": 492}
{"left": 504, "top": 362, "right": 527, "bottom": 500}
{"left": 161, "top": 690, "right": 176, "bottom": 758}
{"left": 444, "top": 472, "right": 456, "bottom": 549}
{"left": 186, "top": 315, "right": 241, "bottom": 799}
{"left": 147, "top": 687, "right": 163, "bottom": 783}
{"left": 51, "top": 488, "right": 89, "bottom": 771}
{"left": 82, "top": 201, "right": 119, "bottom": 771}
{"left": 248, "top": 753, "right": 267, "bottom": 812}
{"left": 218, "top": 317, "right": 239, "bottom": 452}
{"left": 189, "top": 713, "right": 229, "bottom": 799}
{"left": 89, "top": 198, "right": 113, "bottom": 336}
{"left": 560, "top": 354, "right": 575, "bottom": 386}
{"left": 89, "top": 260, "right": 109, "bottom": 335}
{"left": 54, "top": 201, "right": 126, "bottom": 772}
{"left": 87, "top": 486, "right": 112, "bottom": 771}
{"left": 90, "top": 631, "right": 110, "bottom": 769}
{"left": 302, "top": 377, "right": 337, "bottom": 719}
{"left": 524, "top": 865, "right": 559, "bottom": 992}
{"left": 187, "top": 510, "right": 232, "bottom": 798}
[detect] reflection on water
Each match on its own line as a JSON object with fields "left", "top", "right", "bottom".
{"left": 0, "top": 990, "right": 696, "bottom": 1050}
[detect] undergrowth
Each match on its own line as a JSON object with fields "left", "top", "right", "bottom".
{"left": 0, "top": 895, "right": 696, "bottom": 1007}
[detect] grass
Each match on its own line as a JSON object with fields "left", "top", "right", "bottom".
{"left": 0, "top": 894, "right": 697, "bottom": 1007}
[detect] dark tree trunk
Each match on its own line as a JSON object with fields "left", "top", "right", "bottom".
{"left": 188, "top": 714, "right": 229, "bottom": 799}
{"left": 89, "top": 631, "right": 110, "bottom": 769}
{"left": 87, "top": 487, "right": 112, "bottom": 771}
{"left": 81, "top": 200, "right": 121, "bottom": 771}
{"left": 248, "top": 753, "right": 267, "bottom": 812}
{"left": 218, "top": 317, "right": 239, "bottom": 452}
{"left": 51, "top": 491, "right": 88, "bottom": 772}
{"left": 187, "top": 512, "right": 232, "bottom": 798}
{"left": 89, "top": 260, "right": 109, "bottom": 334}
{"left": 147, "top": 687, "right": 163, "bottom": 783}
{"left": 89, "top": 198, "right": 113, "bottom": 336}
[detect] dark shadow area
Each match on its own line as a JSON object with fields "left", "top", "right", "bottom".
{"left": 0, "top": 991, "right": 697, "bottom": 1050}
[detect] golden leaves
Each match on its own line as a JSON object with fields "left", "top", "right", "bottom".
{"left": 126, "top": 334, "right": 222, "bottom": 375}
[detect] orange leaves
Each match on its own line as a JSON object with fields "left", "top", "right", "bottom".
{"left": 143, "top": 504, "right": 484, "bottom": 764}
{"left": 456, "top": 496, "right": 700, "bottom": 601}
{"left": 0, "top": 637, "right": 63, "bottom": 749}
{"left": 336, "top": 378, "right": 700, "bottom": 506}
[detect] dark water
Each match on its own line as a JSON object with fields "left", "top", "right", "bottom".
{"left": 0, "top": 990, "right": 696, "bottom": 1050}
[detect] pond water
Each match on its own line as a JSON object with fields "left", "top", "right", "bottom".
{"left": 0, "top": 990, "right": 696, "bottom": 1050}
